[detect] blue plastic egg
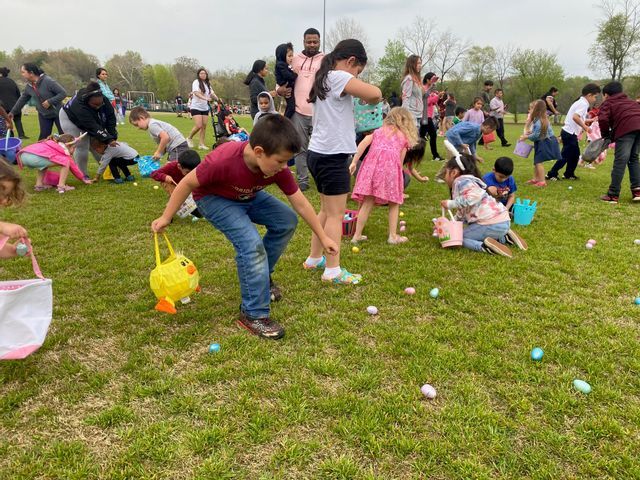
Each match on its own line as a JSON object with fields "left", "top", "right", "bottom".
{"left": 573, "top": 379, "right": 592, "bottom": 394}
{"left": 635, "top": 297, "right": 640, "bottom": 305}
{"left": 531, "top": 347, "right": 544, "bottom": 361}
{"left": 208, "top": 343, "right": 221, "bottom": 353}
{"left": 15, "top": 242, "right": 28, "bottom": 257}
{"left": 429, "top": 288, "right": 439, "bottom": 299}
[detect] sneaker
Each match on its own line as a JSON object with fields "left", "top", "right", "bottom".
{"left": 433, "top": 156, "right": 442, "bottom": 162}
{"left": 505, "top": 230, "right": 528, "bottom": 251}
{"left": 237, "top": 312, "right": 285, "bottom": 340}
{"left": 186, "top": 138, "right": 194, "bottom": 148}
{"left": 113, "top": 178, "right": 125, "bottom": 184}
{"left": 435, "top": 178, "right": 445, "bottom": 184}
{"left": 57, "top": 185, "right": 75, "bottom": 194}
{"left": 563, "top": 175, "right": 579, "bottom": 180}
{"left": 321, "top": 268, "right": 362, "bottom": 285}
{"left": 600, "top": 194, "right": 619, "bottom": 204}
{"left": 302, "top": 256, "right": 326, "bottom": 270}
{"left": 502, "top": 143, "right": 512, "bottom": 147}
{"left": 632, "top": 188, "right": 640, "bottom": 202}
{"left": 481, "top": 238, "right": 513, "bottom": 258}
{"left": 299, "top": 184, "right": 309, "bottom": 192}
{"left": 269, "top": 277, "right": 282, "bottom": 302}
{"left": 125, "top": 175, "right": 136, "bottom": 182}
{"left": 198, "top": 144, "right": 208, "bottom": 150}
{"left": 545, "top": 174, "right": 559, "bottom": 181}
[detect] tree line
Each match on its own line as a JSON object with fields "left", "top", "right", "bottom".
{"left": 2, "top": 0, "right": 640, "bottom": 114}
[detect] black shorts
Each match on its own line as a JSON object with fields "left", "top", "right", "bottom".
{"left": 307, "top": 151, "right": 351, "bottom": 195}
{"left": 190, "top": 109, "right": 209, "bottom": 116}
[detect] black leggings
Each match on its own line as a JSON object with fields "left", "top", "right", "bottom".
{"left": 38, "top": 114, "right": 62, "bottom": 140}
{"left": 109, "top": 157, "right": 137, "bottom": 179}
{"left": 419, "top": 118, "right": 441, "bottom": 160}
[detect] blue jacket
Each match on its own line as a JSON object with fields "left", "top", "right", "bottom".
{"left": 445, "top": 121, "right": 481, "bottom": 155}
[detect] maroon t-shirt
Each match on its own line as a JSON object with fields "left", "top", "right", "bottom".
{"left": 193, "top": 141, "right": 298, "bottom": 201}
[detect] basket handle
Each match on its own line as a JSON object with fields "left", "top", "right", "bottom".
{"left": 441, "top": 207, "right": 455, "bottom": 222}
{"left": 0, "top": 236, "right": 44, "bottom": 279}
{"left": 153, "top": 232, "right": 176, "bottom": 267}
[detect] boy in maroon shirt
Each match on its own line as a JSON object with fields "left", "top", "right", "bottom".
{"left": 151, "top": 149, "right": 200, "bottom": 195}
{"left": 598, "top": 81, "right": 640, "bottom": 203}
{"left": 152, "top": 115, "right": 338, "bottom": 339}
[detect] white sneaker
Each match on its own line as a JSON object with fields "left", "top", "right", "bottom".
{"left": 186, "top": 138, "right": 193, "bottom": 148}
{"left": 198, "top": 144, "right": 208, "bottom": 150}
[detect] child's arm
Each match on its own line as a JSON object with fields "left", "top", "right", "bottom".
{"left": 505, "top": 192, "right": 516, "bottom": 211}
{"left": 344, "top": 78, "right": 382, "bottom": 105}
{"left": 150, "top": 163, "right": 174, "bottom": 184}
{"left": 408, "top": 165, "right": 429, "bottom": 182}
{"left": 348, "top": 134, "right": 373, "bottom": 175}
{"left": 287, "top": 190, "right": 338, "bottom": 255}
{"left": 151, "top": 170, "right": 200, "bottom": 232}
{"left": 0, "top": 221, "right": 27, "bottom": 240}
{"left": 153, "top": 131, "right": 171, "bottom": 160}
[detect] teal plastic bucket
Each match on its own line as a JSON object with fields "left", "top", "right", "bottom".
{"left": 513, "top": 198, "right": 537, "bottom": 226}
{"left": 0, "top": 137, "right": 22, "bottom": 164}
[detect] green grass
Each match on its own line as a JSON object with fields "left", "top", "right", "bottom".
{"left": 1, "top": 113, "right": 639, "bottom": 479}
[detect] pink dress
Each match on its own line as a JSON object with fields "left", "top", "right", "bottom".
{"left": 352, "top": 127, "right": 408, "bottom": 205}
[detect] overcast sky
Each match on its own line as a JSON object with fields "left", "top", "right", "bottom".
{"left": 8, "top": 0, "right": 598, "bottom": 77}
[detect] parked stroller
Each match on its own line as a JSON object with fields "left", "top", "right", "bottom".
{"left": 211, "top": 101, "right": 230, "bottom": 144}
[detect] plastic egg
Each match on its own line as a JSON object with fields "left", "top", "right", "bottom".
{"left": 404, "top": 287, "right": 416, "bottom": 295}
{"left": 634, "top": 297, "right": 640, "bottom": 305}
{"left": 15, "top": 242, "right": 28, "bottom": 257}
{"left": 366, "top": 305, "right": 378, "bottom": 315}
{"left": 344, "top": 214, "right": 351, "bottom": 220}
{"left": 429, "top": 288, "right": 439, "bottom": 298}
{"left": 208, "top": 343, "right": 220, "bottom": 353}
{"left": 420, "top": 384, "right": 437, "bottom": 399}
{"left": 191, "top": 216, "right": 199, "bottom": 222}
{"left": 585, "top": 243, "right": 593, "bottom": 250}
{"left": 133, "top": 182, "right": 138, "bottom": 186}
{"left": 153, "top": 185, "right": 159, "bottom": 190}
{"left": 351, "top": 246, "right": 360, "bottom": 253}
{"left": 399, "top": 212, "right": 405, "bottom": 217}
{"left": 399, "top": 220, "right": 406, "bottom": 226}
{"left": 568, "top": 186, "right": 573, "bottom": 190}
{"left": 587, "top": 239, "right": 596, "bottom": 245}
{"left": 573, "top": 379, "right": 592, "bottom": 394}
{"left": 399, "top": 225, "right": 406, "bottom": 232}
{"left": 530, "top": 347, "right": 544, "bottom": 361}
{"left": 634, "top": 239, "right": 640, "bottom": 245}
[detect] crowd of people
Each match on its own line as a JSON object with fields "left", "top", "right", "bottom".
{"left": 2, "top": 27, "right": 640, "bottom": 341}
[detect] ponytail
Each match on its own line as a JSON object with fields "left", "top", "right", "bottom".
{"left": 244, "top": 60, "right": 266, "bottom": 86}
{"left": 308, "top": 39, "right": 368, "bottom": 103}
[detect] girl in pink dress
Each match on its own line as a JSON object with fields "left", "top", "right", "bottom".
{"left": 349, "top": 107, "right": 419, "bottom": 244}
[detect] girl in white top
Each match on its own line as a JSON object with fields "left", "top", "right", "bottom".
{"left": 187, "top": 68, "right": 217, "bottom": 150}
{"left": 400, "top": 55, "right": 423, "bottom": 126}
{"left": 303, "top": 39, "right": 382, "bottom": 285}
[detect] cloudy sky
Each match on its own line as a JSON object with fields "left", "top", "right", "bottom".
{"left": 9, "top": 0, "right": 599, "bottom": 77}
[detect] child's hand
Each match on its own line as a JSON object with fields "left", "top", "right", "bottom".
{"left": 348, "top": 162, "right": 357, "bottom": 176}
{"left": 0, "top": 222, "right": 27, "bottom": 240}
{"left": 164, "top": 176, "right": 175, "bottom": 185}
{"left": 417, "top": 174, "right": 429, "bottom": 182}
{"left": 321, "top": 236, "right": 339, "bottom": 256}
{"left": 486, "top": 186, "right": 498, "bottom": 196}
{"left": 440, "top": 200, "right": 449, "bottom": 209}
{"left": 151, "top": 216, "right": 171, "bottom": 233}
{"left": 152, "top": 151, "right": 162, "bottom": 160}
{"left": 92, "top": 175, "right": 100, "bottom": 183}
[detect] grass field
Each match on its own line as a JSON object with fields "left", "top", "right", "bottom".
{"left": 1, "top": 113, "right": 639, "bottom": 479}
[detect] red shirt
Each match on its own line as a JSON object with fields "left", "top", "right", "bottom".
{"left": 150, "top": 161, "right": 185, "bottom": 183}
{"left": 193, "top": 141, "right": 298, "bottom": 201}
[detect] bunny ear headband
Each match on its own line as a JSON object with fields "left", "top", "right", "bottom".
{"left": 454, "top": 155, "right": 465, "bottom": 171}
{"left": 53, "top": 131, "right": 87, "bottom": 146}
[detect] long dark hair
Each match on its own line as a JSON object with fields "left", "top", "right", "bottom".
{"left": 244, "top": 60, "right": 267, "bottom": 86}
{"left": 22, "top": 63, "right": 43, "bottom": 77}
{"left": 96, "top": 67, "right": 107, "bottom": 77}
{"left": 196, "top": 68, "right": 211, "bottom": 94}
{"left": 403, "top": 55, "right": 421, "bottom": 84}
{"left": 80, "top": 81, "right": 103, "bottom": 101}
{"left": 308, "top": 39, "right": 367, "bottom": 103}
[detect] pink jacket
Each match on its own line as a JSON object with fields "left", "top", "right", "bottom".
{"left": 427, "top": 92, "right": 439, "bottom": 119}
{"left": 17, "top": 140, "right": 87, "bottom": 181}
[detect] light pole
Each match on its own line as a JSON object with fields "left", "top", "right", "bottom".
{"left": 322, "top": 0, "right": 326, "bottom": 52}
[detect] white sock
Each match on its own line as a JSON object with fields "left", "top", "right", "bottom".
{"left": 305, "top": 256, "right": 323, "bottom": 266}
{"left": 323, "top": 266, "right": 341, "bottom": 279}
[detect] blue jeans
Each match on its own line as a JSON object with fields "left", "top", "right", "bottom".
{"left": 462, "top": 221, "right": 510, "bottom": 252}
{"left": 607, "top": 130, "right": 640, "bottom": 196}
{"left": 196, "top": 190, "right": 298, "bottom": 319}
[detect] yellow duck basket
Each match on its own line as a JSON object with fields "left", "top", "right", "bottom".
{"left": 149, "top": 233, "right": 200, "bottom": 314}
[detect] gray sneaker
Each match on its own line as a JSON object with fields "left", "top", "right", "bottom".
{"left": 237, "top": 312, "right": 285, "bottom": 340}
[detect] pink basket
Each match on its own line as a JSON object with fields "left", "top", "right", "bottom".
{"left": 434, "top": 208, "right": 463, "bottom": 248}
{"left": 42, "top": 171, "right": 60, "bottom": 186}
{"left": 342, "top": 209, "right": 358, "bottom": 238}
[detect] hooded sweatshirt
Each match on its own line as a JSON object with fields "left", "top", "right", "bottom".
{"left": 63, "top": 87, "right": 117, "bottom": 143}
{"left": 274, "top": 44, "right": 298, "bottom": 89}
{"left": 291, "top": 50, "right": 325, "bottom": 117}
{"left": 253, "top": 91, "right": 277, "bottom": 125}
{"left": 445, "top": 174, "right": 509, "bottom": 225}
{"left": 598, "top": 92, "right": 640, "bottom": 141}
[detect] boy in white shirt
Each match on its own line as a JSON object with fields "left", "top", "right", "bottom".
{"left": 546, "top": 83, "right": 601, "bottom": 181}
{"left": 489, "top": 88, "right": 511, "bottom": 147}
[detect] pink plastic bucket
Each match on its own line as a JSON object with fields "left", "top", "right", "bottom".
{"left": 435, "top": 208, "right": 463, "bottom": 248}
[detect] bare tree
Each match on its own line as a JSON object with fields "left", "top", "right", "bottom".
{"left": 493, "top": 45, "right": 516, "bottom": 89}
{"left": 325, "top": 18, "right": 370, "bottom": 54}
{"left": 398, "top": 16, "right": 439, "bottom": 69}
{"left": 432, "top": 30, "right": 470, "bottom": 85}
{"left": 105, "top": 51, "right": 146, "bottom": 91}
{"left": 589, "top": 0, "right": 640, "bottom": 81}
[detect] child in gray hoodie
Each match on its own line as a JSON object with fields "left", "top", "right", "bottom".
{"left": 253, "top": 91, "right": 278, "bottom": 126}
